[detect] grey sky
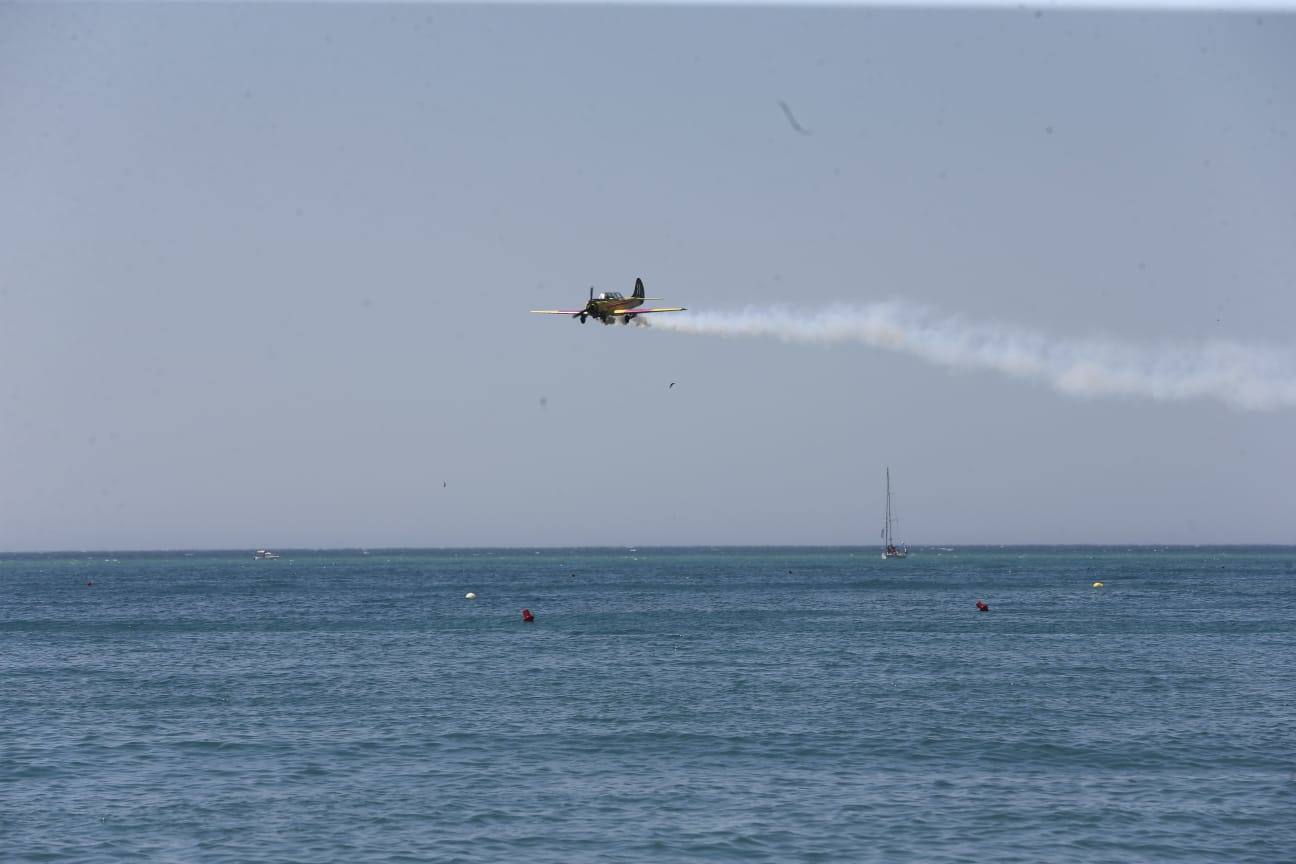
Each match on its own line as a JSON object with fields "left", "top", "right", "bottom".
{"left": 2, "top": 3, "right": 1293, "bottom": 550}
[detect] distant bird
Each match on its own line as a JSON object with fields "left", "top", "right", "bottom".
{"left": 778, "top": 100, "right": 812, "bottom": 136}
{"left": 443, "top": 481, "right": 447, "bottom": 488}
{"left": 669, "top": 382, "right": 676, "bottom": 389}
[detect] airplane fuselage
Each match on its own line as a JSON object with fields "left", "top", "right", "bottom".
{"left": 583, "top": 295, "right": 646, "bottom": 324}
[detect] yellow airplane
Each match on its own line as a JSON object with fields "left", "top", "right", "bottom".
{"left": 531, "top": 277, "right": 686, "bottom": 325}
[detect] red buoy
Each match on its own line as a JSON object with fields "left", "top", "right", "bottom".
{"left": 975, "top": 599, "right": 989, "bottom": 612}
{"left": 521, "top": 608, "right": 535, "bottom": 623}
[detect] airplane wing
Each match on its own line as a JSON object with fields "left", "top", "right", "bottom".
{"left": 627, "top": 307, "right": 687, "bottom": 314}
{"left": 530, "top": 309, "right": 587, "bottom": 314}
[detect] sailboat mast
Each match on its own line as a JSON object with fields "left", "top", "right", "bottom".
{"left": 885, "top": 467, "right": 892, "bottom": 548}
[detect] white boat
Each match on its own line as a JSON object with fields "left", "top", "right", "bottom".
{"left": 880, "top": 468, "right": 908, "bottom": 559}
{"left": 254, "top": 549, "right": 281, "bottom": 560}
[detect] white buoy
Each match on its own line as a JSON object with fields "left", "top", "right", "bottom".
{"left": 465, "top": 592, "right": 477, "bottom": 600}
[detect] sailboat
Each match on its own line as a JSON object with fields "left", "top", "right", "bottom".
{"left": 881, "top": 467, "right": 908, "bottom": 559}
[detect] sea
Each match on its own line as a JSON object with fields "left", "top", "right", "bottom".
{"left": 2, "top": 546, "right": 1294, "bottom": 863}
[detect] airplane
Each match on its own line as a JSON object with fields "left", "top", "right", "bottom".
{"left": 530, "top": 277, "right": 686, "bottom": 325}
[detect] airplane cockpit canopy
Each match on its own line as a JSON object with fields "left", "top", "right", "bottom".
{"left": 600, "top": 291, "right": 623, "bottom": 301}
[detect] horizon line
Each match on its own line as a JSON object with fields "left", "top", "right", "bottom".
{"left": 176, "top": 0, "right": 1296, "bottom": 11}
{"left": 3, "top": 542, "right": 1294, "bottom": 556}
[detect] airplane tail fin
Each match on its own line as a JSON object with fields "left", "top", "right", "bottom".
{"left": 633, "top": 277, "right": 645, "bottom": 299}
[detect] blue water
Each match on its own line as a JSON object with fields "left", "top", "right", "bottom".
{"left": 3, "top": 547, "right": 1294, "bottom": 862}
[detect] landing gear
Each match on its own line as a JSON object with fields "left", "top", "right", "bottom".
{"left": 579, "top": 314, "right": 587, "bottom": 324}
{"left": 622, "top": 315, "right": 632, "bottom": 325}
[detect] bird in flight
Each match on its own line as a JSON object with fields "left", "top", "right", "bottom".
{"left": 778, "top": 100, "right": 812, "bottom": 136}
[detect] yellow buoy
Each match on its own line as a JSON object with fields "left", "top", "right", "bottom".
{"left": 1092, "top": 581, "right": 1104, "bottom": 588}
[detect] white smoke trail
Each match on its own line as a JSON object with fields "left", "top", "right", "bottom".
{"left": 649, "top": 302, "right": 1296, "bottom": 411}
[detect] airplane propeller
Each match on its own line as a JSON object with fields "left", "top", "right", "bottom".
{"left": 573, "top": 285, "right": 594, "bottom": 323}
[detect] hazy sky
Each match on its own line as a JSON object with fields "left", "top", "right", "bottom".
{"left": 2, "top": 2, "right": 1294, "bottom": 550}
